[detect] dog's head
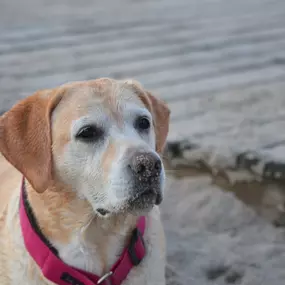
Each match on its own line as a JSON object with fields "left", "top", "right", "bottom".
{"left": 0, "top": 79, "right": 170, "bottom": 216}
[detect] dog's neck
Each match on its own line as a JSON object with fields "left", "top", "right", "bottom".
{"left": 25, "top": 181, "right": 139, "bottom": 275}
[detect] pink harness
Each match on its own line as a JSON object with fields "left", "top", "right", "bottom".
{"left": 19, "top": 178, "right": 146, "bottom": 285}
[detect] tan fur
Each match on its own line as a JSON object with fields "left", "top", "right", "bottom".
{"left": 0, "top": 89, "right": 63, "bottom": 193}
{"left": 0, "top": 78, "right": 170, "bottom": 284}
{"left": 101, "top": 142, "right": 118, "bottom": 183}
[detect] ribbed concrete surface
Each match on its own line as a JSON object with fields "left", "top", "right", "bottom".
{"left": 1, "top": 0, "right": 285, "bottom": 163}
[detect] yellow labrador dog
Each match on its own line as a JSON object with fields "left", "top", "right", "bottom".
{"left": 0, "top": 78, "right": 170, "bottom": 285}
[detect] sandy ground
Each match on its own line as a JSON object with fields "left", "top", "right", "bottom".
{"left": 162, "top": 174, "right": 285, "bottom": 285}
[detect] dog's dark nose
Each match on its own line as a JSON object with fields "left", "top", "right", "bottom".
{"left": 128, "top": 152, "right": 162, "bottom": 179}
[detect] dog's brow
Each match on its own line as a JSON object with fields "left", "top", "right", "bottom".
{"left": 101, "top": 88, "right": 140, "bottom": 128}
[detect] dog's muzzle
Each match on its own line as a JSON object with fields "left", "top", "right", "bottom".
{"left": 127, "top": 151, "right": 163, "bottom": 206}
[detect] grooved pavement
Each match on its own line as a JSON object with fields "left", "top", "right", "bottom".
{"left": 1, "top": 0, "right": 285, "bottom": 163}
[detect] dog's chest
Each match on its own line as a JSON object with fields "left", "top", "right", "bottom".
{"left": 4, "top": 193, "right": 165, "bottom": 285}
{"left": 54, "top": 216, "right": 165, "bottom": 284}
{"left": 9, "top": 228, "right": 165, "bottom": 285}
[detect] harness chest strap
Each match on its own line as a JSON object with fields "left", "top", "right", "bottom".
{"left": 19, "top": 178, "right": 147, "bottom": 285}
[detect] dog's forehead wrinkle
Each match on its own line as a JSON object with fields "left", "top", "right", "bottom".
{"left": 52, "top": 83, "right": 146, "bottom": 130}
{"left": 123, "top": 102, "right": 151, "bottom": 118}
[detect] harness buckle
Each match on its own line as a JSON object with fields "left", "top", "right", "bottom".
{"left": 97, "top": 271, "right": 113, "bottom": 285}
{"left": 128, "top": 228, "right": 145, "bottom": 266}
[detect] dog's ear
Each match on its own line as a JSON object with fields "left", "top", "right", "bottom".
{"left": 125, "top": 80, "right": 170, "bottom": 153}
{"left": 0, "top": 89, "right": 63, "bottom": 193}
{"left": 144, "top": 91, "right": 170, "bottom": 153}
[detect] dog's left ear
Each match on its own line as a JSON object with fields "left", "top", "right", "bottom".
{"left": 0, "top": 89, "right": 63, "bottom": 193}
{"left": 144, "top": 91, "right": 170, "bottom": 153}
{"left": 125, "top": 80, "right": 170, "bottom": 153}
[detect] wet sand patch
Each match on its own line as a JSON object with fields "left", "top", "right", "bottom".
{"left": 164, "top": 158, "right": 285, "bottom": 227}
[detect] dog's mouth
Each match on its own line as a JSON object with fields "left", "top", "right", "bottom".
{"left": 96, "top": 188, "right": 162, "bottom": 216}
{"left": 128, "top": 188, "right": 162, "bottom": 210}
{"left": 136, "top": 189, "right": 162, "bottom": 205}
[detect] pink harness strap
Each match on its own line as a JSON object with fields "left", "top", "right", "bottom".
{"left": 19, "top": 178, "right": 146, "bottom": 285}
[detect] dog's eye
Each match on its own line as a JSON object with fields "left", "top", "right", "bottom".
{"left": 134, "top": 116, "right": 151, "bottom": 131}
{"left": 76, "top": 125, "right": 103, "bottom": 142}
